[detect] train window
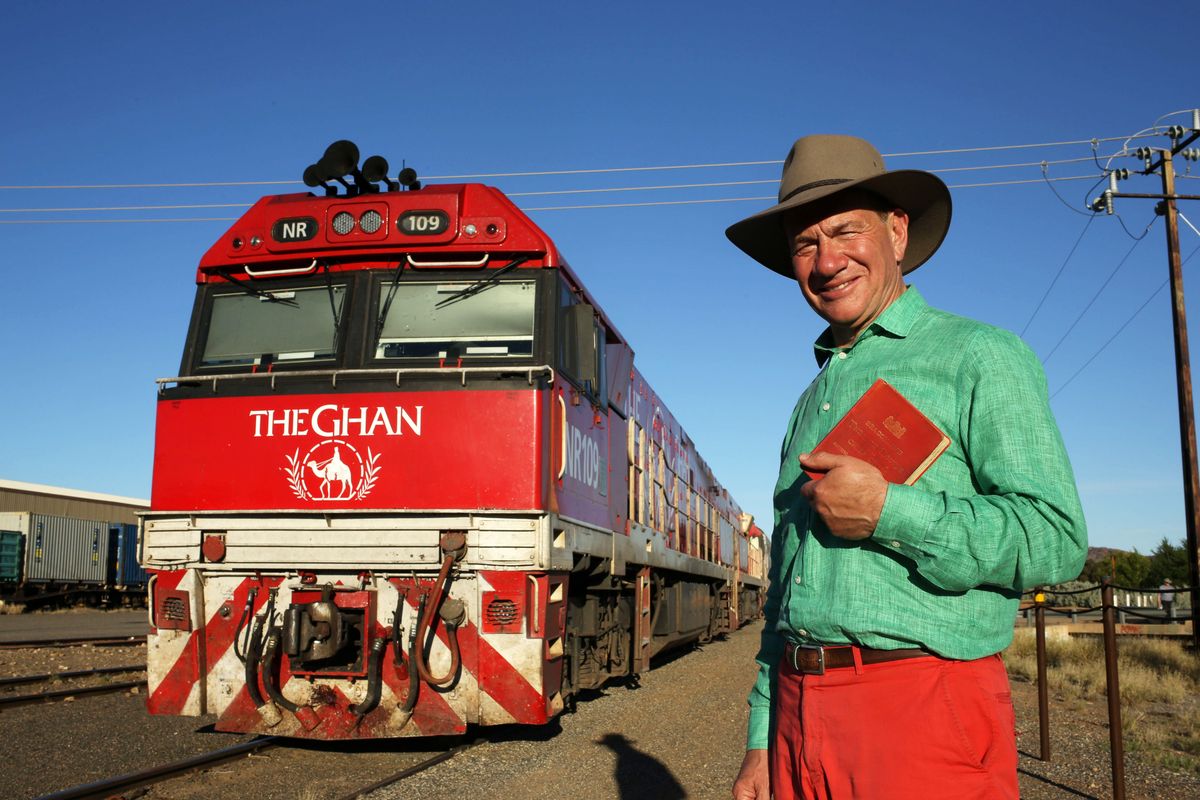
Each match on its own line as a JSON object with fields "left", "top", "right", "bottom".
{"left": 200, "top": 285, "right": 346, "bottom": 368}
{"left": 374, "top": 280, "right": 535, "bottom": 360}
{"left": 558, "top": 283, "right": 605, "bottom": 401}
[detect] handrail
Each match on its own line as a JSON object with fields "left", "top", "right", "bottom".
{"left": 157, "top": 365, "right": 555, "bottom": 392}
{"left": 556, "top": 393, "right": 567, "bottom": 481}
{"left": 406, "top": 254, "right": 488, "bottom": 268}
{"left": 242, "top": 259, "right": 318, "bottom": 278}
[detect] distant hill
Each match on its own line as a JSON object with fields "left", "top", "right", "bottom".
{"left": 1086, "top": 546, "right": 1129, "bottom": 562}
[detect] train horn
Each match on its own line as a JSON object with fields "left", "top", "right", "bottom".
{"left": 318, "top": 140, "right": 369, "bottom": 194}
{"left": 362, "top": 155, "right": 398, "bottom": 192}
{"left": 302, "top": 163, "right": 336, "bottom": 197}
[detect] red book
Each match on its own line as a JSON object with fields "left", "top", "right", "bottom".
{"left": 804, "top": 379, "right": 950, "bottom": 485}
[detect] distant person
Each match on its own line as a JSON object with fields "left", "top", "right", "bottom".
{"left": 725, "top": 134, "right": 1088, "bottom": 800}
{"left": 1159, "top": 578, "right": 1176, "bottom": 620}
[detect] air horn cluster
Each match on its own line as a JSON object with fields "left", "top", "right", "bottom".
{"left": 303, "top": 140, "right": 420, "bottom": 197}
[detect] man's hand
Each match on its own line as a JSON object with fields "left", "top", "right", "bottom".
{"left": 798, "top": 451, "right": 887, "bottom": 540}
{"left": 732, "top": 749, "right": 769, "bottom": 800}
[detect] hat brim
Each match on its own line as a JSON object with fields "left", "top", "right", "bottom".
{"left": 725, "top": 170, "right": 952, "bottom": 277}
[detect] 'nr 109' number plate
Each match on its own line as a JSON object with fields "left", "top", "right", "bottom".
{"left": 398, "top": 210, "right": 450, "bottom": 235}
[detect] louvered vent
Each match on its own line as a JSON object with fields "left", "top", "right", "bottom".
{"left": 486, "top": 598, "right": 519, "bottom": 626}
{"left": 154, "top": 589, "right": 192, "bottom": 631}
{"left": 161, "top": 596, "right": 187, "bottom": 620}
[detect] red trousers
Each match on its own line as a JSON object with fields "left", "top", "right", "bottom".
{"left": 770, "top": 651, "right": 1018, "bottom": 800}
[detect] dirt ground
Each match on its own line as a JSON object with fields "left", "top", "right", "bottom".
{"left": 0, "top": 616, "right": 1196, "bottom": 799}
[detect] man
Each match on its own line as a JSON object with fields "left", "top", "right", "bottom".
{"left": 1159, "top": 578, "right": 1176, "bottom": 620}
{"left": 725, "top": 135, "right": 1088, "bottom": 800}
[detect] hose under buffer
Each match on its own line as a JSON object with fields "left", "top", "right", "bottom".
{"left": 412, "top": 537, "right": 468, "bottom": 688}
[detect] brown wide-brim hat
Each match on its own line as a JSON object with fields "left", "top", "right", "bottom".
{"left": 726, "top": 134, "right": 952, "bottom": 277}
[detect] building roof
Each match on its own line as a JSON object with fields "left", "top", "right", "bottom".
{"left": 0, "top": 478, "right": 148, "bottom": 509}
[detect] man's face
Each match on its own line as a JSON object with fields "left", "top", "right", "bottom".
{"left": 784, "top": 195, "right": 910, "bottom": 345}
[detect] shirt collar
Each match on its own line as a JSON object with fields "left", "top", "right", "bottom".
{"left": 812, "top": 286, "right": 927, "bottom": 366}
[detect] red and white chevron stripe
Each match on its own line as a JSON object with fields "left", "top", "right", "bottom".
{"left": 146, "top": 570, "right": 568, "bottom": 740}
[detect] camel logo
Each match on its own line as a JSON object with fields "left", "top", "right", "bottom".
{"left": 283, "top": 439, "right": 381, "bottom": 502}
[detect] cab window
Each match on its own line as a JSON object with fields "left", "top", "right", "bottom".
{"left": 558, "top": 282, "right": 605, "bottom": 400}
{"left": 374, "top": 280, "right": 536, "bottom": 361}
{"left": 199, "top": 284, "right": 346, "bottom": 369}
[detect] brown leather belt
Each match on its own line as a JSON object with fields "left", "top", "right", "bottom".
{"left": 783, "top": 642, "right": 931, "bottom": 675}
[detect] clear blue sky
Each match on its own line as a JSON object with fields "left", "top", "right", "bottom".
{"left": 1, "top": 1, "right": 1197, "bottom": 556}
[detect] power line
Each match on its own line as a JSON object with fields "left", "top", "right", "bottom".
{"left": 885, "top": 135, "right": 1151, "bottom": 158}
{"left": 1050, "top": 280, "right": 1167, "bottom": 400}
{"left": 1180, "top": 211, "right": 1200, "bottom": 240}
{"left": 0, "top": 165, "right": 1110, "bottom": 215}
{"left": 1020, "top": 213, "right": 1097, "bottom": 337}
{"left": 0, "top": 173, "right": 1107, "bottom": 222}
{"left": 0, "top": 217, "right": 240, "bottom": 225}
{"left": 0, "top": 203, "right": 251, "bottom": 214}
{"left": 0, "top": 135, "right": 1149, "bottom": 192}
{"left": 1041, "top": 218, "right": 1156, "bottom": 364}
{"left": 1050, "top": 242, "right": 1200, "bottom": 399}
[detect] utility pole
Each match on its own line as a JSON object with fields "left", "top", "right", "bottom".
{"left": 1162, "top": 148, "right": 1200, "bottom": 652}
{"left": 1095, "top": 111, "right": 1200, "bottom": 649}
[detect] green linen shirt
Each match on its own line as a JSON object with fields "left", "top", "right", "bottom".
{"left": 746, "top": 286, "right": 1087, "bottom": 750}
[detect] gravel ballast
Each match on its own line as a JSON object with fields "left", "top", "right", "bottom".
{"left": 1, "top": 611, "right": 1197, "bottom": 799}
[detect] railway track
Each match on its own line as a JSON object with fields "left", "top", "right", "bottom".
{"left": 0, "top": 635, "right": 146, "bottom": 650}
{"left": 32, "top": 737, "right": 479, "bottom": 800}
{"left": 0, "top": 664, "right": 144, "bottom": 689}
{"left": 33, "top": 737, "right": 282, "bottom": 800}
{"left": 0, "top": 664, "right": 146, "bottom": 709}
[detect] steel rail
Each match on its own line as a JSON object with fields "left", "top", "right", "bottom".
{"left": 0, "top": 679, "right": 145, "bottom": 709}
{"left": 0, "top": 635, "right": 146, "bottom": 650}
{"left": 333, "top": 741, "right": 479, "bottom": 800}
{"left": 32, "top": 737, "right": 281, "bottom": 800}
{"left": 0, "top": 664, "right": 143, "bottom": 688}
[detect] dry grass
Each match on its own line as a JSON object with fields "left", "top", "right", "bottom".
{"left": 1005, "top": 630, "right": 1200, "bottom": 776}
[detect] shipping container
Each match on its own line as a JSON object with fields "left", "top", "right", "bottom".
{"left": 0, "top": 529, "right": 22, "bottom": 583}
{"left": 19, "top": 513, "right": 111, "bottom": 584}
{"left": 110, "top": 523, "right": 148, "bottom": 588}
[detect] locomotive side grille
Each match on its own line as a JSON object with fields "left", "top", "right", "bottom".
{"left": 481, "top": 591, "right": 523, "bottom": 634}
{"left": 161, "top": 596, "right": 187, "bottom": 620}
{"left": 486, "top": 598, "right": 519, "bottom": 625}
{"left": 154, "top": 588, "right": 193, "bottom": 632}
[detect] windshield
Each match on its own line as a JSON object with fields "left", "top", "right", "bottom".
{"left": 200, "top": 285, "right": 346, "bottom": 368}
{"left": 376, "top": 280, "right": 535, "bottom": 360}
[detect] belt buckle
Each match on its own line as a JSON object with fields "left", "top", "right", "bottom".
{"left": 791, "top": 643, "right": 826, "bottom": 675}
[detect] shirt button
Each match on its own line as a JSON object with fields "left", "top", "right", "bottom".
{"left": 797, "top": 629, "right": 809, "bottom": 638}
{"left": 891, "top": 541, "right": 902, "bottom": 548}
{"left": 794, "top": 575, "right": 803, "bottom": 584}
{"left": 837, "top": 352, "right": 847, "bottom": 360}
{"left": 821, "top": 402, "right": 831, "bottom": 411}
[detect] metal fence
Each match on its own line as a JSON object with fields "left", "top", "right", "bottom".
{"left": 1023, "top": 577, "right": 1197, "bottom": 800}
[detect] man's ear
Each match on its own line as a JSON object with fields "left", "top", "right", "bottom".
{"left": 889, "top": 209, "right": 910, "bottom": 265}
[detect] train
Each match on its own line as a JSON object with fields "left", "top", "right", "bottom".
{"left": 140, "top": 141, "right": 767, "bottom": 740}
{"left": 0, "top": 512, "right": 148, "bottom": 608}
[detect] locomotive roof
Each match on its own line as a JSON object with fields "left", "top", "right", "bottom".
{"left": 197, "top": 181, "right": 628, "bottom": 348}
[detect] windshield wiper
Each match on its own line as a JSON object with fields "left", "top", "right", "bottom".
{"left": 434, "top": 256, "right": 531, "bottom": 309}
{"left": 321, "top": 261, "right": 342, "bottom": 351}
{"left": 216, "top": 269, "right": 300, "bottom": 307}
{"left": 376, "top": 257, "right": 407, "bottom": 340}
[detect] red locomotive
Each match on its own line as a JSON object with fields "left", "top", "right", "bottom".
{"left": 141, "top": 141, "right": 767, "bottom": 739}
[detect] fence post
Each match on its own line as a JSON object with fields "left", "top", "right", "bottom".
{"left": 1101, "top": 578, "right": 1126, "bottom": 800}
{"left": 1034, "top": 588, "right": 1050, "bottom": 761}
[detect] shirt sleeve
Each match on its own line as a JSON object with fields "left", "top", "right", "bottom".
{"left": 873, "top": 328, "right": 1088, "bottom": 592}
{"left": 746, "top": 516, "right": 787, "bottom": 750}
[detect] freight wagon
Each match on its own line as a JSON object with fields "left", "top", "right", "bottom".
{"left": 0, "top": 512, "right": 149, "bottom": 608}
{"left": 141, "top": 141, "right": 768, "bottom": 740}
